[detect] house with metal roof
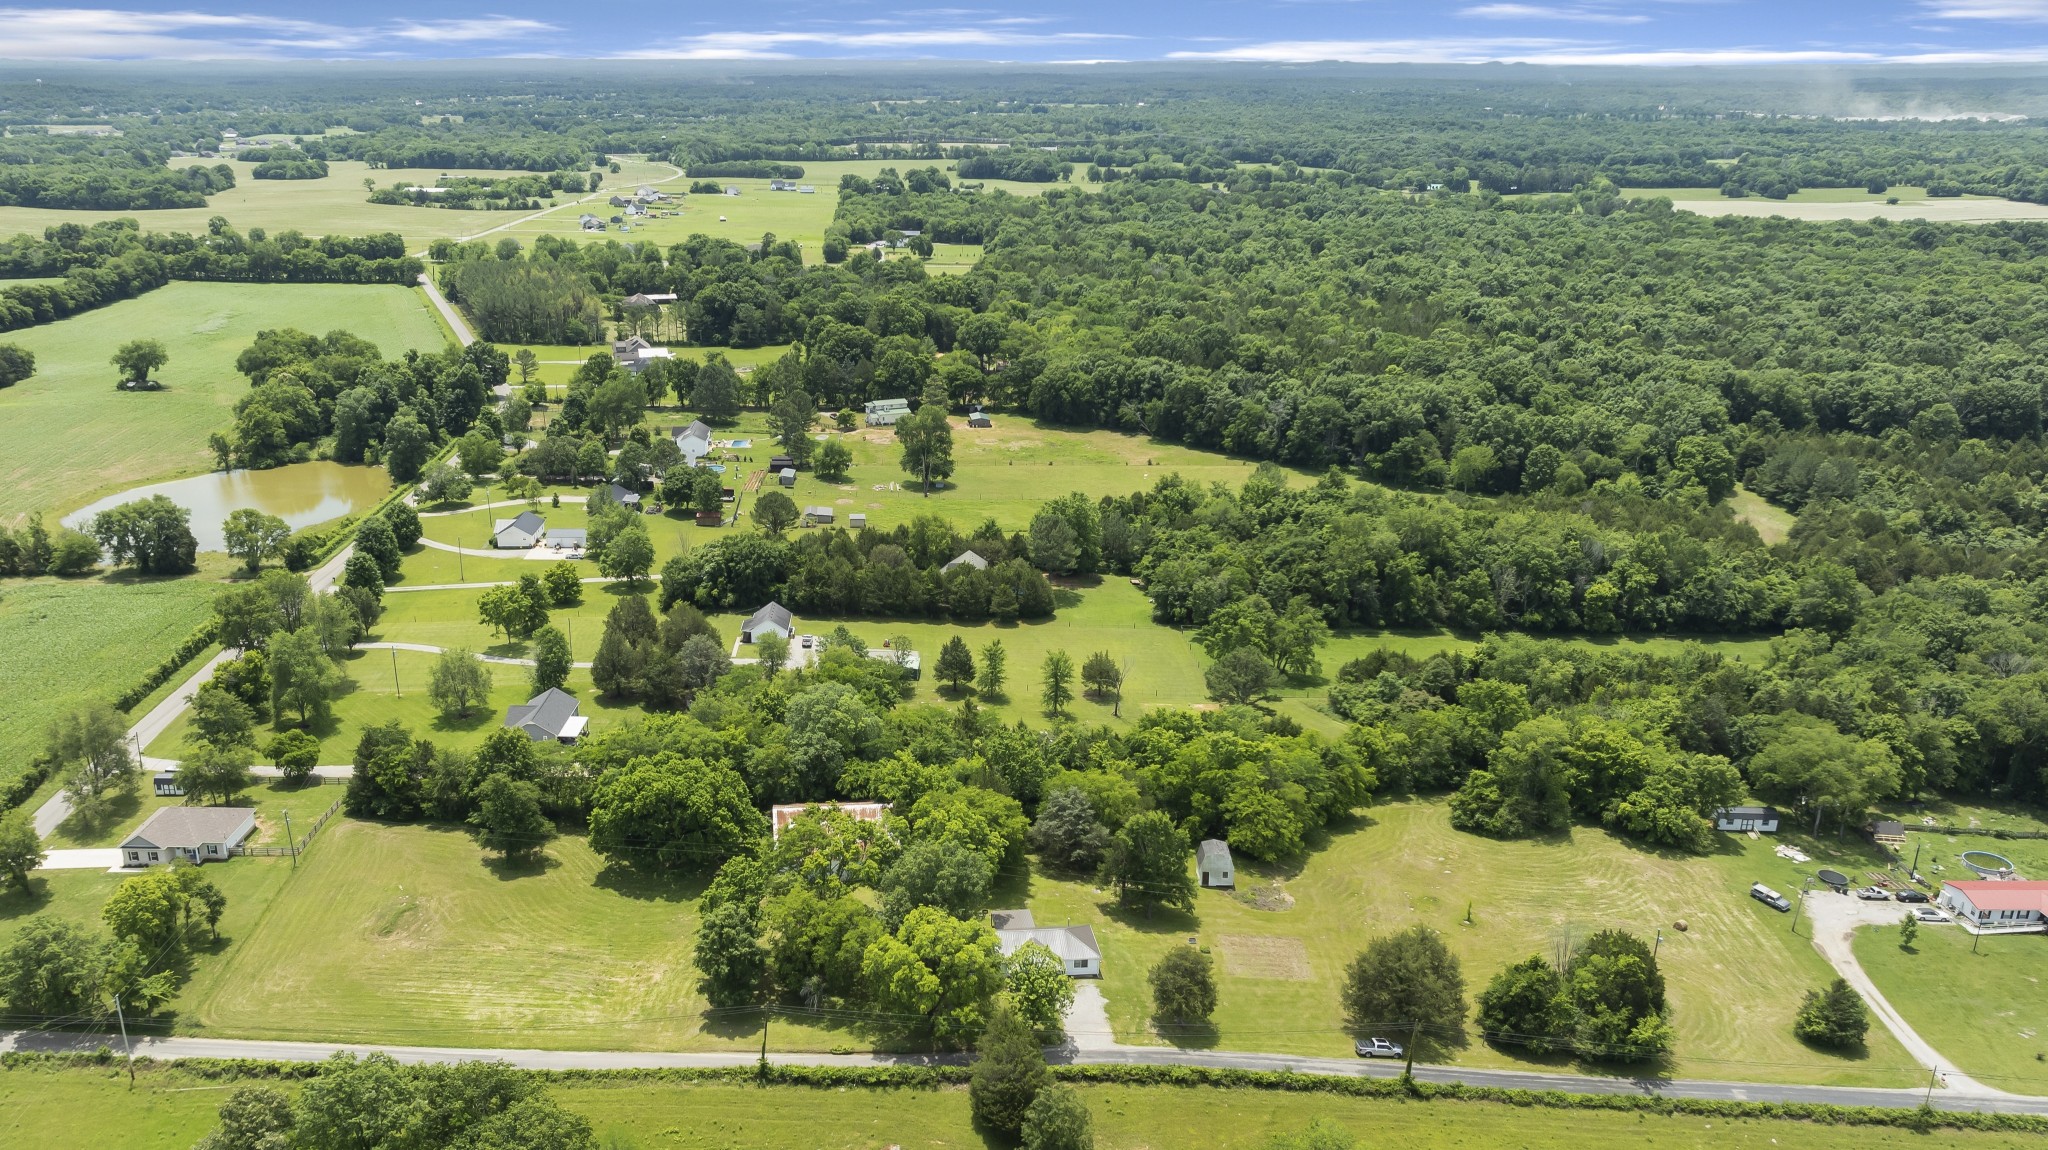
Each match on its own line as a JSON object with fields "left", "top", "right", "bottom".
{"left": 1714, "top": 805, "right": 1782, "bottom": 833}
{"left": 493, "top": 511, "right": 544, "bottom": 549}
{"left": 805, "top": 505, "right": 835, "bottom": 525}
{"left": 1937, "top": 880, "right": 2048, "bottom": 935}
{"left": 1198, "top": 839, "right": 1235, "bottom": 888}
{"left": 864, "top": 398, "right": 913, "bottom": 426}
{"left": 942, "top": 550, "right": 988, "bottom": 572}
{"left": 504, "top": 687, "right": 588, "bottom": 743}
{"left": 742, "top": 602, "right": 794, "bottom": 643}
{"left": 120, "top": 806, "right": 256, "bottom": 867}
{"left": 989, "top": 909, "right": 1102, "bottom": 977}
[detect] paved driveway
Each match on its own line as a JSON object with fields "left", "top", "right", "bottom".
{"left": 35, "top": 848, "right": 122, "bottom": 871}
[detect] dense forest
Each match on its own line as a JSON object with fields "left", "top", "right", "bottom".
{"left": 0, "top": 132, "right": 233, "bottom": 209}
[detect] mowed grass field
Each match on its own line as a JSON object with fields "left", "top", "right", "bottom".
{"left": 9, "top": 1069, "right": 2037, "bottom": 1150}
{"left": 1621, "top": 185, "right": 2048, "bottom": 223}
{"left": 0, "top": 281, "right": 450, "bottom": 521}
{"left": 0, "top": 571, "right": 225, "bottom": 792}
{"left": 1854, "top": 919, "right": 2048, "bottom": 1091}
{"left": 1024, "top": 799, "right": 1919, "bottom": 1088}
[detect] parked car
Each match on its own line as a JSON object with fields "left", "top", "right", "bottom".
{"left": 1750, "top": 882, "right": 1791, "bottom": 912}
{"left": 1856, "top": 887, "right": 1892, "bottom": 901}
{"left": 1895, "top": 889, "right": 1930, "bottom": 904}
{"left": 1355, "top": 1038, "right": 1404, "bottom": 1058}
{"left": 1912, "top": 906, "right": 1948, "bottom": 922}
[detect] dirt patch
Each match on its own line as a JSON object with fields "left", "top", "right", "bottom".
{"left": 1237, "top": 882, "right": 1296, "bottom": 912}
{"left": 1216, "top": 934, "right": 1313, "bottom": 981}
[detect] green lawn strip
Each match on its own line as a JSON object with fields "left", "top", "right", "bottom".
{"left": 1854, "top": 913, "right": 2048, "bottom": 1090}
{"left": 0, "top": 281, "right": 449, "bottom": 522}
{"left": 5, "top": 1066, "right": 2039, "bottom": 1150}
{"left": 1023, "top": 799, "right": 1918, "bottom": 1088}
{"left": 0, "top": 571, "right": 226, "bottom": 793}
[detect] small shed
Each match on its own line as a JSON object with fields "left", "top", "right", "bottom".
{"left": 1869, "top": 820, "right": 1907, "bottom": 847}
{"left": 967, "top": 411, "right": 992, "bottom": 428}
{"left": 779, "top": 467, "right": 797, "bottom": 487}
{"left": 1198, "top": 839, "right": 1235, "bottom": 888}
{"left": 769, "top": 454, "right": 795, "bottom": 472}
{"left": 848, "top": 513, "right": 867, "bottom": 530}
{"left": 153, "top": 771, "right": 184, "bottom": 797}
{"left": 805, "top": 505, "right": 835, "bottom": 525}
{"left": 742, "top": 602, "right": 794, "bottom": 643}
{"left": 493, "top": 511, "right": 544, "bottom": 549}
{"left": 695, "top": 510, "right": 723, "bottom": 527}
{"left": 1715, "top": 805, "right": 1782, "bottom": 833}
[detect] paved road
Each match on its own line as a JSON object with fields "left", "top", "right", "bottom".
{"left": 32, "top": 544, "right": 357, "bottom": 837}
{"left": 0, "top": 1030, "right": 2028, "bottom": 1113}
{"left": 417, "top": 273, "right": 476, "bottom": 347}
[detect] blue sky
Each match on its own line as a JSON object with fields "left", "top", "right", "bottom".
{"left": 5, "top": 2, "right": 2048, "bottom": 63}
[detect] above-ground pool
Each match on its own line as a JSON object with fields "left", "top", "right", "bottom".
{"left": 721, "top": 439, "right": 753, "bottom": 449}
{"left": 1962, "top": 850, "right": 2019, "bottom": 878}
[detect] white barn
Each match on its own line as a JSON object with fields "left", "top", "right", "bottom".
{"left": 1198, "top": 839, "right": 1235, "bottom": 888}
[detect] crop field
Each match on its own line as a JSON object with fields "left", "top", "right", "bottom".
{"left": 1024, "top": 799, "right": 1920, "bottom": 1088}
{"left": 0, "top": 281, "right": 450, "bottom": 521}
{"left": 0, "top": 571, "right": 224, "bottom": 793}
{"left": 1854, "top": 918, "right": 2048, "bottom": 1091}
{"left": 11, "top": 1068, "right": 2037, "bottom": 1150}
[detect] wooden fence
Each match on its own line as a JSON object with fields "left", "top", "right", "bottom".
{"left": 233, "top": 793, "right": 345, "bottom": 859}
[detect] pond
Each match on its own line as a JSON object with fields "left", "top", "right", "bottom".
{"left": 64, "top": 462, "right": 394, "bottom": 553}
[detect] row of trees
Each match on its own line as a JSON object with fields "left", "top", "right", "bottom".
{"left": 0, "top": 863, "right": 227, "bottom": 1022}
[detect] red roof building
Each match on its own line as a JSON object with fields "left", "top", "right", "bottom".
{"left": 1937, "top": 880, "right": 2048, "bottom": 933}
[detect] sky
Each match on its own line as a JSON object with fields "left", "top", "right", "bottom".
{"left": 6, "top": 1, "right": 2048, "bottom": 64}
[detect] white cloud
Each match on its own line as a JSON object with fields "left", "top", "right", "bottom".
{"left": 1460, "top": 4, "right": 1650, "bottom": 23}
{"left": 0, "top": 7, "right": 558, "bottom": 59}
{"left": 1918, "top": 0, "right": 2048, "bottom": 20}
{"left": 1165, "top": 38, "right": 1891, "bottom": 63}
{"left": 616, "top": 26, "right": 1127, "bottom": 59}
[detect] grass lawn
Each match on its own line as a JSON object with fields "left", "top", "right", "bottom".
{"left": 1728, "top": 484, "right": 1796, "bottom": 545}
{"left": 1854, "top": 919, "right": 2048, "bottom": 1092}
{"left": 0, "top": 281, "right": 449, "bottom": 521}
{"left": 0, "top": 569, "right": 226, "bottom": 792}
{"left": 9, "top": 1067, "right": 2046, "bottom": 1150}
{"left": 172, "top": 820, "right": 853, "bottom": 1051}
{"left": 1020, "top": 798, "right": 1919, "bottom": 1088}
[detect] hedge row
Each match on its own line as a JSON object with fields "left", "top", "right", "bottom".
{"left": 0, "top": 756, "right": 55, "bottom": 812}
{"left": 5, "top": 1053, "right": 2037, "bottom": 1135}
{"left": 113, "top": 619, "right": 218, "bottom": 713}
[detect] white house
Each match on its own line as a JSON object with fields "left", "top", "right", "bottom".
{"left": 503, "top": 687, "right": 588, "bottom": 743}
{"left": 741, "top": 602, "right": 794, "bottom": 643}
{"left": 674, "top": 420, "right": 714, "bottom": 466}
{"left": 1714, "top": 805, "right": 1782, "bottom": 833}
{"left": 1937, "top": 880, "right": 2048, "bottom": 934}
{"left": 864, "top": 398, "right": 912, "bottom": 426}
{"left": 1198, "top": 839, "right": 1235, "bottom": 888}
{"left": 611, "top": 335, "right": 673, "bottom": 375}
{"left": 493, "top": 511, "right": 544, "bottom": 549}
{"left": 990, "top": 910, "right": 1101, "bottom": 977}
{"left": 121, "top": 807, "right": 256, "bottom": 867}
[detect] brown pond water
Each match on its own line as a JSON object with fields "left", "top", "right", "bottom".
{"left": 63, "top": 462, "right": 393, "bottom": 552}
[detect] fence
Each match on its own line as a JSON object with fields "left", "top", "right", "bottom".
{"left": 233, "top": 793, "right": 345, "bottom": 859}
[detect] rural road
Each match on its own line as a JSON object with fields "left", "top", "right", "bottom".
{"left": 355, "top": 641, "right": 593, "bottom": 670}
{"left": 0, "top": 1028, "right": 2030, "bottom": 1114}
{"left": 32, "top": 543, "right": 358, "bottom": 837}
{"left": 417, "top": 273, "right": 476, "bottom": 347}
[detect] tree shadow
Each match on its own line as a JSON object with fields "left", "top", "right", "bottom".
{"left": 1154, "top": 1018, "right": 1222, "bottom": 1051}
{"left": 592, "top": 861, "right": 708, "bottom": 903}
{"left": 481, "top": 849, "right": 561, "bottom": 881}
{"left": 0, "top": 879, "right": 55, "bottom": 922}
{"left": 1099, "top": 899, "right": 1198, "bottom": 936}
{"left": 54, "top": 788, "right": 145, "bottom": 843}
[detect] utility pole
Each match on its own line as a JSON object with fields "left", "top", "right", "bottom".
{"left": 1790, "top": 879, "right": 1808, "bottom": 935}
{"left": 1925, "top": 1066, "right": 1939, "bottom": 1105}
{"left": 1403, "top": 1019, "right": 1420, "bottom": 1082}
{"left": 114, "top": 995, "right": 135, "bottom": 1089}
{"left": 758, "top": 1006, "right": 771, "bottom": 1079}
{"left": 284, "top": 809, "right": 296, "bottom": 868}
{"left": 1653, "top": 928, "right": 1663, "bottom": 958}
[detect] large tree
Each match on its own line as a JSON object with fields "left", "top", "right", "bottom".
{"left": 1100, "top": 811, "right": 1193, "bottom": 916}
{"left": 47, "top": 705, "right": 136, "bottom": 820}
{"left": 896, "top": 403, "right": 955, "bottom": 493}
{"left": 0, "top": 812, "right": 45, "bottom": 893}
{"left": 861, "top": 904, "right": 1004, "bottom": 1047}
{"left": 969, "top": 997, "right": 1051, "bottom": 1136}
{"left": 428, "top": 648, "right": 493, "bottom": 719}
{"left": 221, "top": 509, "right": 290, "bottom": 573}
{"left": 471, "top": 773, "right": 554, "bottom": 861}
{"left": 588, "top": 753, "right": 766, "bottom": 871}
{"left": 110, "top": 338, "right": 168, "bottom": 385}
{"left": 91, "top": 495, "right": 196, "bottom": 574}
{"left": 1793, "top": 977, "right": 1870, "bottom": 1050}
{"left": 1340, "top": 924, "right": 1467, "bottom": 1050}
{"left": 1149, "top": 945, "right": 1218, "bottom": 1027}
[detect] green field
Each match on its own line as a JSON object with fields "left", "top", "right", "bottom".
{"left": 0, "top": 571, "right": 225, "bottom": 792}
{"left": 1854, "top": 920, "right": 2048, "bottom": 1091}
{"left": 0, "top": 281, "right": 450, "bottom": 521}
{"left": 9, "top": 1066, "right": 2036, "bottom": 1150}
{"left": 1022, "top": 798, "right": 1919, "bottom": 1088}
{"left": 1729, "top": 484, "right": 1796, "bottom": 545}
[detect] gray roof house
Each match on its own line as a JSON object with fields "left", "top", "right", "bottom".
{"left": 742, "top": 602, "right": 794, "bottom": 643}
{"left": 1198, "top": 839, "right": 1235, "bottom": 888}
{"left": 611, "top": 335, "right": 673, "bottom": 375}
{"left": 504, "top": 687, "right": 588, "bottom": 743}
{"left": 605, "top": 481, "right": 642, "bottom": 507}
{"left": 675, "top": 420, "right": 714, "bottom": 465}
{"left": 805, "top": 505, "right": 835, "bottom": 525}
{"left": 493, "top": 511, "right": 545, "bottom": 549}
{"left": 990, "top": 909, "right": 1102, "bottom": 977}
{"left": 864, "top": 398, "right": 913, "bottom": 426}
{"left": 942, "top": 550, "right": 989, "bottom": 572}
{"left": 121, "top": 806, "right": 256, "bottom": 867}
